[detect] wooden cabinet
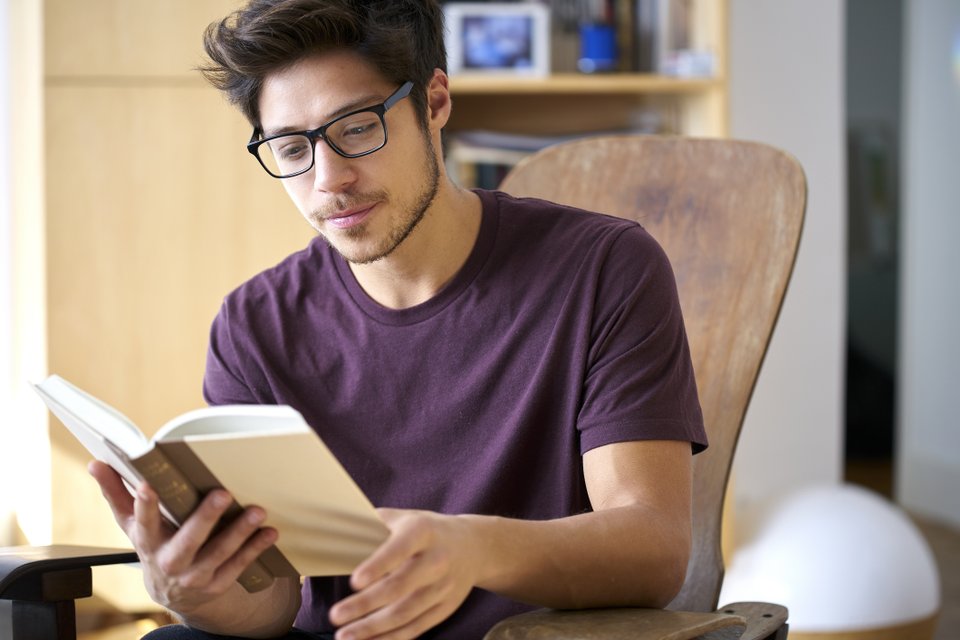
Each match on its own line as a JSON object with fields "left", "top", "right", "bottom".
{"left": 38, "top": 0, "right": 314, "bottom": 612}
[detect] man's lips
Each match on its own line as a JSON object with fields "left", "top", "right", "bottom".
{"left": 324, "top": 204, "right": 375, "bottom": 229}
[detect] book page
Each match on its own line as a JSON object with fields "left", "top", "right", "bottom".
{"left": 34, "top": 375, "right": 149, "bottom": 455}
{"left": 183, "top": 430, "right": 388, "bottom": 576}
{"left": 33, "top": 378, "right": 152, "bottom": 493}
{"left": 155, "top": 404, "right": 307, "bottom": 441}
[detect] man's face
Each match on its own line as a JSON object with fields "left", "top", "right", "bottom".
{"left": 257, "top": 51, "right": 440, "bottom": 264}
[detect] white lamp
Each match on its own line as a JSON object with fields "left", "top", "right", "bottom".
{"left": 720, "top": 483, "right": 941, "bottom": 638}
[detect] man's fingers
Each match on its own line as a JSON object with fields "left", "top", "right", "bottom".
{"left": 350, "top": 510, "right": 429, "bottom": 591}
{"left": 202, "top": 526, "right": 280, "bottom": 592}
{"left": 87, "top": 461, "right": 135, "bottom": 525}
{"left": 151, "top": 489, "right": 233, "bottom": 574}
{"left": 188, "top": 502, "right": 267, "bottom": 575}
{"left": 333, "top": 585, "right": 454, "bottom": 640}
{"left": 131, "top": 481, "right": 171, "bottom": 553}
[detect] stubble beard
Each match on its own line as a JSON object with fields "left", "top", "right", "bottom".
{"left": 312, "top": 134, "right": 442, "bottom": 266}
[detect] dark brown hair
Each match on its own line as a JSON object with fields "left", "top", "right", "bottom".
{"left": 200, "top": 0, "right": 447, "bottom": 131}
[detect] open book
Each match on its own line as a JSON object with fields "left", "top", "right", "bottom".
{"left": 34, "top": 375, "right": 388, "bottom": 593}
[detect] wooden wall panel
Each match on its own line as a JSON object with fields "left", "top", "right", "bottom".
{"left": 45, "top": 0, "right": 241, "bottom": 78}
{"left": 42, "top": 0, "right": 314, "bottom": 609}
{"left": 45, "top": 86, "right": 310, "bottom": 432}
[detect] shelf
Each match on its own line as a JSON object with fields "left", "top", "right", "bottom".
{"left": 448, "top": 73, "right": 723, "bottom": 96}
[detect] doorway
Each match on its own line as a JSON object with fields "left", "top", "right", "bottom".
{"left": 844, "top": 0, "right": 902, "bottom": 498}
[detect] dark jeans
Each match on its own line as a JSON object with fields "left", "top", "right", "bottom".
{"left": 142, "top": 626, "right": 334, "bottom": 640}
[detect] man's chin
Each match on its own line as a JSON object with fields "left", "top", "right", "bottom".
{"left": 322, "top": 235, "right": 392, "bottom": 266}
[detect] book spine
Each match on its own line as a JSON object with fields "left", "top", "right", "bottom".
{"left": 130, "top": 448, "right": 201, "bottom": 518}
{"left": 131, "top": 447, "right": 290, "bottom": 593}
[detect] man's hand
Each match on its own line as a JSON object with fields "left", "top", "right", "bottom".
{"left": 328, "top": 508, "right": 481, "bottom": 640}
{"left": 88, "top": 460, "right": 296, "bottom": 635}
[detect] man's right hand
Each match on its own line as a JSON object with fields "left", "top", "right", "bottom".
{"left": 87, "top": 460, "right": 297, "bottom": 635}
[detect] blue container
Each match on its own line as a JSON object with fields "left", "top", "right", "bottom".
{"left": 578, "top": 23, "right": 618, "bottom": 73}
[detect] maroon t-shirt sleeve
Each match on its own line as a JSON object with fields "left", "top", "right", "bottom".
{"left": 576, "top": 224, "right": 705, "bottom": 453}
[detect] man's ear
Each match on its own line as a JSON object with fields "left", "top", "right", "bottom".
{"left": 426, "top": 68, "right": 452, "bottom": 131}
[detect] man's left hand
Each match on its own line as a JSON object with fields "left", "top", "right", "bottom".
{"left": 328, "top": 508, "right": 480, "bottom": 640}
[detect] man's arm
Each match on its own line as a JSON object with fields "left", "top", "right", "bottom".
{"left": 89, "top": 461, "right": 302, "bottom": 638}
{"left": 328, "top": 439, "right": 692, "bottom": 640}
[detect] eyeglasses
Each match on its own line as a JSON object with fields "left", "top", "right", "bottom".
{"left": 247, "top": 81, "right": 414, "bottom": 179}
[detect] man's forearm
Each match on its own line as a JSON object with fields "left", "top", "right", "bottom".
{"left": 175, "top": 576, "right": 302, "bottom": 638}
{"left": 465, "top": 504, "right": 690, "bottom": 610}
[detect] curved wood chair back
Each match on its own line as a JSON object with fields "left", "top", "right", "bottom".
{"left": 499, "top": 135, "right": 806, "bottom": 612}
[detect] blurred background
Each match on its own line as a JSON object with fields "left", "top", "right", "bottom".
{"left": 1, "top": 0, "right": 958, "bottom": 638}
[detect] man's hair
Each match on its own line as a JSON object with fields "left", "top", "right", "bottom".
{"left": 200, "top": 0, "right": 447, "bottom": 131}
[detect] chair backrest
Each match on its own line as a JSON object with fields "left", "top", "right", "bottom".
{"left": 499, "top": 135, "right": 806, "bottom": 612}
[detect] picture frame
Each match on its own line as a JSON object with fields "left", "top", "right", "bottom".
{"left": 444, "top": 2, "right": 550, "bottom": 77}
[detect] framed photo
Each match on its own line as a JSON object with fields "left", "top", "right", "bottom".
{"left": 444, "top": 3, "right": 550, "bottom": 77}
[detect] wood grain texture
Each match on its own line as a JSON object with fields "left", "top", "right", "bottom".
{"left": 484, "top": 607, "right": 745, "bottom": 640}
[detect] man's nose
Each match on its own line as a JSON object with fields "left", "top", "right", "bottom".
{"left": 311, "top": 139, "right": 357, "bottom": 192}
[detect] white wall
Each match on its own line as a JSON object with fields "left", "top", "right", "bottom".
{"left": 0, "top": 0, "right": 14, "bottom": 545}
{"left": 897, "top": 0, "right": 960, "bottom": 528}
{"left": 727, "top": 1, "right": 847, "bottom": 531}
{"left": 2, "top": 0, "right": 50, "bottom": 544}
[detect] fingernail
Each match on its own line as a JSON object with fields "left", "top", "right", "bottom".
{"left": 261, "top": 527, "right": 278, "bottom": 543}
{"left": 212, "top": 491, "right": 231, "bottom": 508}
{"left": 246, "top": 508, "right": 266, "bottom": 525}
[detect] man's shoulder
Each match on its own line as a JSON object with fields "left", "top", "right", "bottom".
{"left": 487, "top": 189, "right": 641, "bottom": 232}
{"left": 484, "top": 189, "right": 656, "bottom": 255}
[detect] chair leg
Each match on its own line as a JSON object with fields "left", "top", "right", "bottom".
{"left": 11, "top": 600, "right": 77, "bottom": 640}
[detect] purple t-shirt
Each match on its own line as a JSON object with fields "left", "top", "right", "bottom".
{"left": 203, "top": 189, "right": 706, "bottom": 638}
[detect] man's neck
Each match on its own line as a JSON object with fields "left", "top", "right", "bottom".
{"left": 348, "top": 185, "right": 482, "bottom": 310}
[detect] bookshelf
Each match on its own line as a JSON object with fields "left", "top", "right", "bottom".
{"left": 443, "top": 0, "right": 729, "bottom": 187}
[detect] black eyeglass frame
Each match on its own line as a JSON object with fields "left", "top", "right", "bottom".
{"left": 246, "top": 80, "right": 415, "bottom": 179}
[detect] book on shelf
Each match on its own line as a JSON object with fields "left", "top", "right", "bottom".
{"left": 612, "top": 0, "right": 716, "bottom": 75}
{"left": 34, "top": 374, "right": 388, "bottom": 593}
{"left": 447, "top": 127, "right": 672, "bottom": 189}
{"left": 446, "top": 129, "right": 589, "bottom": 189}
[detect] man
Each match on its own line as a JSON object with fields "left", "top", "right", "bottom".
{"left": 89, "top": 1, "right": 707, "bottom": 639}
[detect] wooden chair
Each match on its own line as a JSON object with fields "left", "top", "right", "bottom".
{"left": 0, "top": 135, "right": 806, "bottom": 640}
{"left": 482, "top": 135, "right": 806, "bottom": 639}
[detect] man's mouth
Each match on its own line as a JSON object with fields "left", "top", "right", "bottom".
{"left": 324, "top": 204, "right": 375, "bottom": 230}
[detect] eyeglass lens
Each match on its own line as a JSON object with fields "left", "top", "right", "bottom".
{"left": 260, "top": 111, "right": 386, "bottom": 177}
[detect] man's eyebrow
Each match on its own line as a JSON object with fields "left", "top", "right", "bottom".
{"left": 261, "top": 91, "right": 389, "bottom": 138}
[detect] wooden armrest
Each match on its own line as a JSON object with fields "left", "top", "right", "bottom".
{"left": 483, "top": 607, "right": 744, "bottom": 640}
{"left": 715, "top": 602, "right": 788, "bottom": 640}
{"left": 0, "top": 545, "right": 139, "bottom": 602}
{"left": 483, "top": 602, "right": 788, "bottom": 640}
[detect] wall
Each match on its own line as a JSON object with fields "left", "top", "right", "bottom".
{"left": 2, "top": 0, "right": 50, "bottom": 547}
{"left": 897, "top": 0, "right": 960, "bottom": 527}
{"left": 727, "top": 1, "right": 847, "bottom": 531}
{"left": 0, "top": 0, "right": 12, "bottom": 546}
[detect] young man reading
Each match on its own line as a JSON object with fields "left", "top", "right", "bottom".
{"left": 89, "top": 1, "right": 708, "bottom": 639}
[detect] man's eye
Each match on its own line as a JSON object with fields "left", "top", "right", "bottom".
{"left": 342, "top": 121, "right": 379, "bottom": 138}
{"left": 278, "top": 142, "right": 309, "bottom": 160}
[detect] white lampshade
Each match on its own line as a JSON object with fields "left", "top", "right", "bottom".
{"left": 719, "top": 483, "right": 941, "bottom": 633}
